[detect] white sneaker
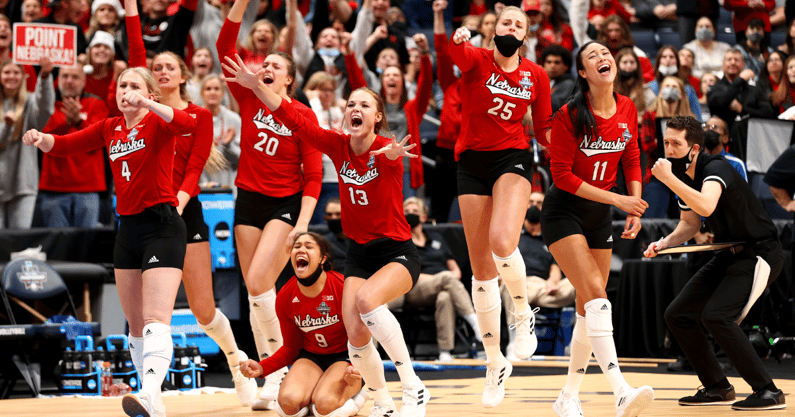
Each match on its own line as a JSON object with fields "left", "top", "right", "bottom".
{"left": 616, "top": 386, "right": 654, "bottom": 417}
{"left": 230, "top": 352, "right": 258, "bottom": 406}
{"left": 482, "top": 356, "right": 513, "bottom": 408}
{"left": 437, "top": 351, "right": 454, "bottom": 362}
{"left": 122, "top": 391, "right": 154, "bottom": 417}
{"left": 251, "top": 366, "right": 286, "bottom": 410}
{"left": 369, "top": 401, "right": 399, "bottom": 417}
{"left": 400, "top": 382, "right": 429, "bottom": 417}
{"left": 553, "top": 390, "right": 583, "bottom": 417}
{"left": 511, "top": 307, "right": 539, "bottom": 359}
{"left": 505, "top": 343, "right": 519, "bottom": 362}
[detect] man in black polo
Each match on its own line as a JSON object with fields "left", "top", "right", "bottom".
{"left": 644, "top": 116, "right": 785, "bottom": 411}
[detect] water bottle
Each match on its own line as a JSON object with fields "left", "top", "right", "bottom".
{"left": 63, "top": 348, "right": 74, "bottom": 374}
{"left": 101, "top": 362, "right": 113, "bottom": 396}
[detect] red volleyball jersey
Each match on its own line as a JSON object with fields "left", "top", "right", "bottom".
{"left": 448, "top": 39, "right": 553, "bottom": 159}
{"left": 272, "top": 103, "right": 411, "bottom": 245}
{"left": 217, "top": 19, "right": 322, "bottom": 199}
{"left": 550, "top": 94, "right": 642, "bottom": 195}
{"left": 258, "top": 270, "right": 348, "bottom": 377}
{"left": 49, "top": 110, "right": 197, "bottom": 215}
{"left": 172, "top": 103, "right": 213, "bottom": 197}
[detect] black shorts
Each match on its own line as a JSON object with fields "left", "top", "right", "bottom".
{"left": 457, "top": 149, "right": 534, "bottom": 196}
{"left": 541, "top": 185, "right": 613, "bottom": 250}
{"left": 234, "top": 188, "right": 301, "bottom": 229}
{"left": 115, "top": 204, "right": 187, "bottom": 271}
{"left": 182, "top": 197, "right": 209, "bottom": 243}
{"left": 345, "top": 238, "right": 421, "bottom": 286}
{"left": 295, "top": 349, "right": 350, "bottom": 372}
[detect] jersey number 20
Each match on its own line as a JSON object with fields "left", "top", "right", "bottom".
{"left": 254, "top": 132, "right": 280, "bottom": 156}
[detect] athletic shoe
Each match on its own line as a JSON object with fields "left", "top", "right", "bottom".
{"left": 482, "top": 356, "right": 513, "bottom": 408}
{"left": 505, "top": 343, "right": 519, "bottom": 362}
{"left": 230, "top": 351, "right": 258, "bottom": 406}
{"left": 731, "top": 387, "right": 786, "bottom": 410}
{"left": 437, "top": 351, "right": 454, "bottom": 362}
{"left": 400, "top": 382, "right": 429, "bottom": 417}
{"left": 678, "top": 384, "right": 735, "bottom": 406}
{"left": 251, "top": 366, "right": 286, "bottom": 410}
{"left": 553, "top": 390, "right": 583, "bottom": 417}
{"left": 615, "top": 385, "right": 654, "bottom": 417}
{"left": 122, "top": 392, "right": 154, "bottom": 417}
{"left": 512, "top": 307, "right": 539, "bottom": 359}
{"left": 369, "top": 401, "right": 399, "bottom": 417}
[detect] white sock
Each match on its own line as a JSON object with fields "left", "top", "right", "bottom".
{"left": 348, "top": 341, "right": 393, "bottom": 406}
{"left": 493, "top": 248, "right": 529, "bottom": 316}
{"left": 141, "top": 323, "right": 173, "bottom": 399}
{"left": 312, "top": 396, "right": 361, "bottom": 417}
{"left": 197, "top": 309, "right": 243, "bottom": 367}
{"left": 563, "top": 314, "right": 592, "bottom": 395}
{"left": 585, "top": 299, "right": 630, "bottom": 396}
{"left": 472, "top": 276, "right": 503, "bottom": 361}
{"left": 249, "top": 309, "right": 267, "bottom": 360}
{"left": 129, "top": 334, "right": 144, "bottom": 373}
{"left": 249, "top": 290, "right": 282, "bottom": 357}
{"left": 463, "top": 313, "right": 482, "bottom": 342}
{"left": 275, "top": 401, "right": 309, "bottom": 417}
{"left": 361, "top": 305, "right": 420, "bottom": 389}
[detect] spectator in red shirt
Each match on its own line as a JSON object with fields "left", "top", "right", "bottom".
{"left": 725, "top": 0, "right": 775, "bottom": 45}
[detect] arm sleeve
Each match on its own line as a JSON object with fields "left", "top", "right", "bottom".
{"left": 531, "top": 65, "right": 553, "bottom": 146}
{"left": 435, "top": 33, "right": 456, "bottom": 91}
{"left": 217, "top": 19, "right": 248, "bottom": 101}
{"left": 180, "top": 111, "right": 213, "bottom": 194}
{"left": 49, "top": 120, "right": 108, "bottom": 156}
{"left": 272, "top": 99, "right": 340, "bottom": 156}
{"left": 163, "top": 108, "right": 198, "bottom": 135}
{"left": 611, "top": 0, "right": 633, "bottom": 22}
{"left": 448, "top": 38, "right": 477, "bottom": 74}
{"left": 258, "top": 293, "right": 303, "bottom": 377}
{"left": 621, "top": 105, "right": 643, "bottom": 186}
{"left": 549, "top": 111, "right": 584, "bottom": 194}
{"left": 126, "top": 15, "right": 147, "bottom": 68}
{"left": 413, "top": 55, "right": 433, "bottom": 120}
{"left": 349, "top": 5, "right": 374, "bottom": 63}
{"left": 298, "top": 108, "right": 323, "bottom": 200}
{"left": 344, "top": 52, "right": 367, "bottom": 90}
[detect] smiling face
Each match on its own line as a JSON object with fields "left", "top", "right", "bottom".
{"left": 723, "top": 51, "right": 744, "bottom": 78}
{"left": 0, "top": 63, "right": 24, "bottom": 93}
{"left": 58, "top": 65, "right": 86, "bottom": 98}
{"left": 22, "top": 0, "right": 42, "bottom": 22}
{"left": 151, "top": 53, "right": 186, "bottom": 92}
{"left": 317, "top": 27, "right": 340, "bottom": 49}
{"left": 578, "top": 42, "right": 616, "bottom": 85}
{"left": 375, "top": 48, "right": 399, "bottom": 71}
{"left": 495, "top": 8, "right": 527, "bottom": 42}
{"left": 0, "top": 19, "right": 11, "bottom": 49}
{"left": 345, "top": 89, "right": 383, "bottom": 136}
{"left": 191, "top": 48, "right": 213, "bottom": 77}
{"left": 291, "top": 234, "right": 326, "bottom": 279}
{"left": 89, "top": 43, "right": 113, "bottom": 66}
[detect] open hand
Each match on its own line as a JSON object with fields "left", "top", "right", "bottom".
{"left": 370, "top": 135, "right": 417, "bottom": 160}
{"left": 221, "top": 54, "right": 263, "bottom": 91}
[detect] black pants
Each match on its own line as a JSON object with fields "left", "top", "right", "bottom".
{"left": 664, "top": 239, "right": 784, "bottom": 391}
{"left": 430, "top": 148, "right": 458, "bottom": 222}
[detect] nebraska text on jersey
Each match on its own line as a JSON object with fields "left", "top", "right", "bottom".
{"left": 295, "top": 313, "right": 341, "bottom": 332}
{"left": 339, "top": 161, "right": 379, "bottom": 186}
{"left": 109, "top": 128, "right": 146, "bottom": 161}
{"left": 579, "top": 133, "right": 629, "bottom": 157}
{"left": 485, "top": 73, "right": 532, "bottom": 99}
{"left": 252, "top": 109, "right": 293, "bottom": 136}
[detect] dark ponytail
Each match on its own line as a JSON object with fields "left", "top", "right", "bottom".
{"left": 558, "top": 41, "right": 603, "bottom": 144}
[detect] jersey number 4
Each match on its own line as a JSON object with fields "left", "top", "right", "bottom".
{"left": 121, "top": 161, "right": 131, "bottom": 182}
{"left": 487, "top": 97, "right": 516, "bottom": 121}
{"left": 254, "top": 132, "right": 280, "bottom": 156}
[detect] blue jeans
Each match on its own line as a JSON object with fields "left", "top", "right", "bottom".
{"left": 642, "top": 178, "right": 672, "bottom": 219}
{"left": 38, "top": 191, "right": 100, "bottom": 228}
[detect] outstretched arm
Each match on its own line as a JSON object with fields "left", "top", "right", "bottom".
{"left": 221, "top": 54, "right": 282, "bottom": 111}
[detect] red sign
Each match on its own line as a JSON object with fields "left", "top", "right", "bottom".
{"left": 12, "top": 23, "right": 77, "bottom": 67}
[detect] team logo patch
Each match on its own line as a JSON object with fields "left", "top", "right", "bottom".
{"left": 367, "top": 154, "right": 375, "bottom": 168}
{"left": 519, "top": 76, "right": 533, "bottom": 90}
{"left": 621, "top": 128, "right": 632, "bottom": 142}
{"left": 16, "top": 261, "right": 47, "bottom": 291}
{"left": 316, "top": 301, "right": 331, "bottom": 315}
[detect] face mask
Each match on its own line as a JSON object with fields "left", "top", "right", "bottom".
{"left": 405, "top": 213, "right": 421, "bottom": 228}
{"left": 667, "top": 145, "right": 695, "bottom": 179}
{"left": 661, "top": 86, "right": 681, "bottom": 101}
{"left": 747, "top": 32, "right": 764, "bottom": 44}
{"left": 703, "top": 130, "right": 721, "bottom": 150}
{"left": 528, "top": 23, "right": 540, "bottom": 32}
{"left": 318, "top": 48, "right": 340, "bottom": 59}
{"left": 658, "top": 65, "right": 678, "bottom": 76}
{"left": 493, "top": 33, "right": 524, "bottom": 57}
{"left": 695, "top": 28, "right": 714, "bottom": 42}
{"left": 326, "top": 218, "right": 343, "bottom": 234}
{"left": 525, "top": 205, "right": 541, "bottom": 224}
{"left": 619, "top": 69, "right": 639, "bottom": 80}
{"left": 296, "top": 261, "right": 324, "bottom": 287}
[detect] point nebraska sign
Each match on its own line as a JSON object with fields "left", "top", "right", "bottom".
{"left": 12, "top": 23, "right": 77, "bottom": 67}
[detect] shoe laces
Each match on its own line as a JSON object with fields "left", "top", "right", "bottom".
{"left": 369, "top": 402, "right": 397, "bottom": 417}
{"left": 402, "top": 385, "right": 426, "bottom": 406}
{"left": 485, "top": 363, "right": 505, "bottom": 388}
{"left": 510, "top": 307, "right": 539, "bottom": 334}
{"left": 558, "top": 393, "right": 582, "bottom": 414}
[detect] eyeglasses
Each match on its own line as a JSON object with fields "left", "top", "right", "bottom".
{"left": 704, "top": 124, "right": 724, "bottom": 134}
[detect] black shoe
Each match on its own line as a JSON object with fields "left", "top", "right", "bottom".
{"left": 731, "top": 388, "right": 786, "bottom": 411}
{"left": 667, "top": 357, "right": 693, "bottom": 372}
{"left": 679, "top": 385, "right": 736, "bottom": 406}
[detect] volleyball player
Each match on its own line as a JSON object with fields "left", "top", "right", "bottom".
{"left": 116, "top": 0, "right": 259, "bottom": 405}
{"left": 239, "top": 232, "right": 368, "bottom": 417}
{"left": 449, "top": 5, "right": 553, "bottom": 408}
{"left": 216, "top": 0, "right": 323, "bottom": 408}
{"left": 223, "top": 54, "right": 430, "bottom": 417}
{"left": 544, "top": 40, "right": 653, "bottom": 417}
{"left": 23, "top": 68, "right": 196, "bottom": 417}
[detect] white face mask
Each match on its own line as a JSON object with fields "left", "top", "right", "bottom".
{"left": 661, "top": 86, "right": 681, "bottom": 101}
{"left": 658, "top": 65, "right": 678, "bottom": 76}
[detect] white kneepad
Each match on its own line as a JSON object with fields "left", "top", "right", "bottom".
{"left": 142, "top": 323, "right": 172, "bottom": 361}
{"left": 471, "top": 277, "right": 500, "bottom": 313}
{"left": 275, "top": 401, "right": 308, "bottom": 417}
{"left": 584, "top": 299, "right": 613, "bottom": 337}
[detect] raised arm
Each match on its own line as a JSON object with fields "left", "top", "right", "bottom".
{"left": 124, "top": 0, "right": 146, "bottom": 68}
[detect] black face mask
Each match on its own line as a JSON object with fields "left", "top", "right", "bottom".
{"left": 493, "top": 34, "right": 524, "bottom": 57}
{"left": 703, "top": 130, "right": 721, "bottom": 151}
{"left": 525, "top": 205, "right": 541, "bottom": 224}
{"left": 619, "top": 69, "right": 638, "bottom": 80}
{"left": 405, "top": 213, "right": 421, "bottom": 228}
{"left": 326, "top": 218, "right": 343, "bottom": 235}
{"left": 668, "top": 145, "right": 695, "bottom": 179}
{"left": 296, "top": 262, "right": 324, "bottom": 287}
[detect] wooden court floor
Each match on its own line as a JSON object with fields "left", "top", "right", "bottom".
{"left": 2, "top": 359, "right": 792, "bottom": 417}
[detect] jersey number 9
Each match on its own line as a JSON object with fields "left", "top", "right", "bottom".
{"left": 315, "top": 333, "right": 328, "bottom": 348}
